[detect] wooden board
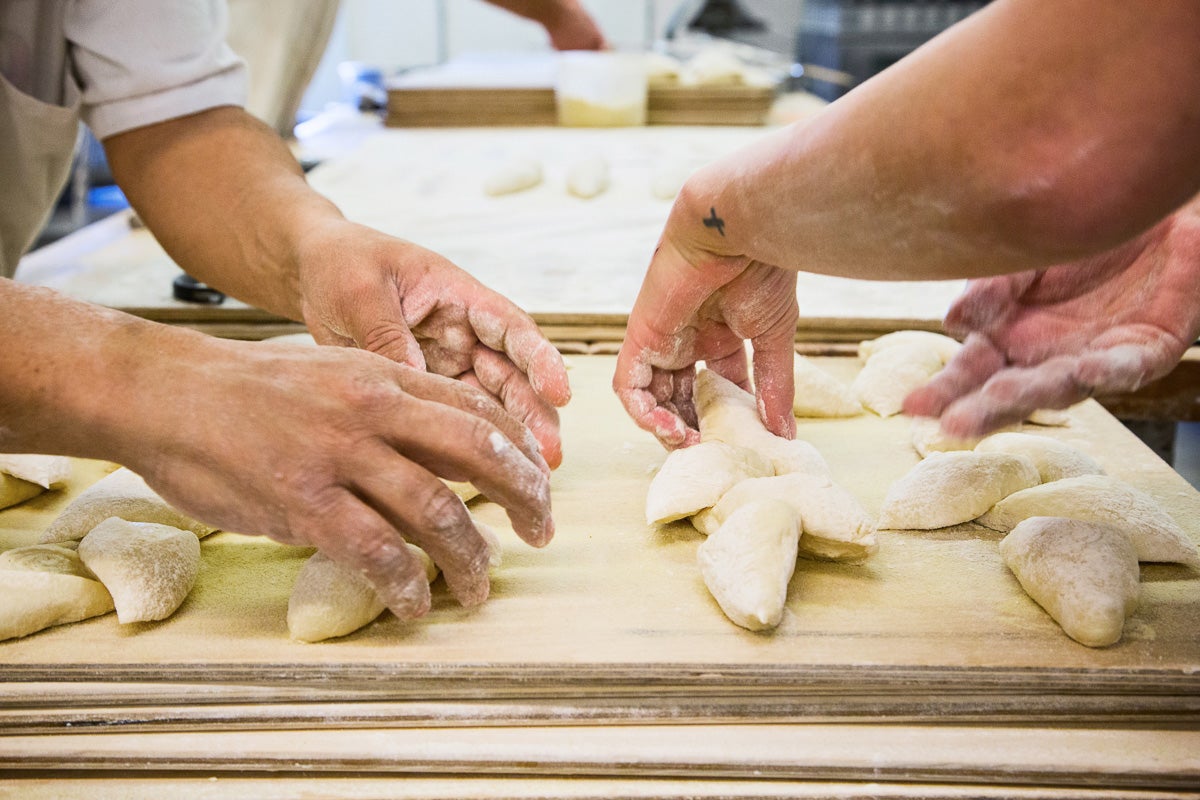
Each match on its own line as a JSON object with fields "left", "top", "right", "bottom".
{"left": 1, "top": 356, "right": 1197, "bottom": 729}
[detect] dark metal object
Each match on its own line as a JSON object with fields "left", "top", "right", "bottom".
{"left": 172, "top": 273, "right": 226, "bottom": 305}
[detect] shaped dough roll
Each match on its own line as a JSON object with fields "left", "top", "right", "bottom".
{"left": 909, "top": 416, "right": 992, "bottom": 458}
{"left": 483, "top": 158, "right": 542, "bottom": 196}
{"left": 565, "top": 154, "right": 610, "bottom": 199}
{"left": 77, "top": 518, "right": 201, "bottom": 624}
{"left": 851, "top": 343, "right": 943, "bottom": 418}
{"left": 977, "top": 475, "right": 1200, "bottom": 567}
{"left": 857, "top": 330, "right": 961, "bottom": 365}
{"left": 645, "top": 440, "right": 773, "bottom": 525}
{"left": 0, "top": 454, "right": 72, "bottom": 510}
{"left": 792, "top": 354, "right": 862, "bottom": 418}
{"left": 999, "top": 516, "right": 1139, "bottom": 647}
{"left": 692, "top": 473, "right": 877, "bottom": 564}
{"left": 877, "top": 451, "right": 1040, "bottom": 530}
{"left": 697, "top": 499, "right": 799, "bottom": 631}
{"left": 695, "top": 369, "right": 831, "bottom": 478}
{"left": 40, "top": 467, "right": 218, "bottom": 544}
{"left": 974, "top": 432, "right": 1104, "bottom": 484}
{"left": 0, "top": 543, "right": 115, "bottom": 641}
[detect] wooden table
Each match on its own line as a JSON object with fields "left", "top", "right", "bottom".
{"left": 1, "top": 356, "right": 1198, "bottom": 796}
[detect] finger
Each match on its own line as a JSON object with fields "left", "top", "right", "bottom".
{"left": 902, "top": 333, "right": 1006, "bottom": 418}
{"left": 350, "top": 452, "right": 492, "bottom": 607}
{"left": 704, "top": 348, "right": 750, "bottom": 391}
{"left": 1073, "top": 342, "right": 1173, "bottom": 395}
{"left": 380, "top": 385, "right": 555, "bottom": 548}
{"left": 943, "top": 273, "right": 1038, "bottom": 337}
{"left": 307, "top": 493, "right": 433, "bottom": 620}
{"left": 616, "top": 385, "right": 698, "bottom": 449}
{"left": 465, "top": 344, "right": 564, "bottom": 470}
{"left": 336, "top": 284, "right": 427, "bottom": 370}
{"left": 466, "top": 302, "right": 571, "bottom": 407}
{"left": 393, "top": 366, "right": 549, "bottom": 476}
{"left": 937, "top": 355, "right": 1091, "bottom": 438}
{"left": 751, "top": 334, "right": 797, "bottom": 440}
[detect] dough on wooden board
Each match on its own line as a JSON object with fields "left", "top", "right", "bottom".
{"left": 483, "top": 158, "right": 542, "bottom": 196}
{"left": 40, "top": 467, "right": 218, "bottom": 544}
{"left": 0, "top": 454, "right": 71, "bottom": 510}
{"left": 695, "top": 369, "right": 831, "bottom": 478}
{"left": 792, "top": 353, "right": 862, "bottom": 418}
{"left": 974, "top": 432, "right": 1104, "bottom": 484}
{"left": 692, "top": 473, "right": 877, "bottom": 564}
{"left": 851, "top": 343, "right": 943, "bottom": 418}
{"left": 696, "top": 499, "right": 799, "bottom": 631}
{"left": 77, "top": 518, "right": 201, "bottom": 624}
{"left": 644, "top": 440, "right": 772, "bottom": 525}
{"left": 565, "top": 154, "right": 610, "bottom": 199}
{"left": 977, "top": 474, "right": 1200, "bottom": 567}
{"left": 0, "top": 543, "right": 114, "bottom": 641}
{"left": 877, "top": 451, "right": 1040, "bottom": 530}
{"left": 858, "top": 330, "right": 961, "bottom": 365}
{"left": 999, "top": 516, "right": 1139, "bottom": 647}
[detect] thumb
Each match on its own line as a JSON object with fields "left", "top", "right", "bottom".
{"left": 337, "top": 290, "right": 426, "bottom": 370}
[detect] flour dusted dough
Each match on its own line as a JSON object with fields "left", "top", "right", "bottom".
{"left": 445, "top": 480, "right": 481, "bottom": 504}
{"left": 0, "top": 543, "right": 114, "bottom": 641}
{"left": 852, "top": 343, "right": 943, "bottom": 418}
{"left": 0, "top": 454, "right": 71, "bottom": 510}
{"left": 692, "top": 473, "right": 877, "bottom": 563}
{"left": 999, "top": 516, "right": 1140, "bottom": 647}
{"left": 40, "top": 467, "right": 218, "bottom": 544}
{"left": 792, "top": 353, "right": 862, "bottom": 418}
{"left": 978, "top": 474, "right": 1200, "bottom": 567}
{"left": 77, "top": 518, "right": 201, "bottom": 624}
{"left": 695, "top": 369, "right": 831, "bottom": 478}
{"left": 909, "top": 416, "right": 993, "bottom": 457}
{"left": 565, "top": 154, "right": 610, "bottom": 199}
{"left": 644, "top": 439, "right": 773, "bottom": 525}
{"left": 696, "top": 499, "right": 799, "bottom": 631}
{"left": 974, "top": 432, "right": 1104, "bottom": 484}
{"left": 877, "top": 451, "right": 1040, "bottom": 530}
{"left": 483, "top": 158, "right": 542, "bottom": 196}
{"left": 858, "top": 330, "right": 961, "bottom": 365}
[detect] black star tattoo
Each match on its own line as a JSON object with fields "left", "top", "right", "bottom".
{"left": 702, "top": 207, "right": 725, "bottom": 237}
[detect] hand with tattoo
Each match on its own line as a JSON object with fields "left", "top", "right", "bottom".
{"left": 614, "top": 177, "right": 800, "bottom": 449}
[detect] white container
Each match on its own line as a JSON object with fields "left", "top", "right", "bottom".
{"left": 555, "top": 52, "right": 647, "bottom": 127}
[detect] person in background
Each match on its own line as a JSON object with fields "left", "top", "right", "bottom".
{"left": 0, "top": 0, "right": 603, "bottom": 620}
{"left": 613, "top": 0, "right": 1200, "bottom": 449}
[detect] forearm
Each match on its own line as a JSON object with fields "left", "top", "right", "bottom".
{"left": 103, "top": 106, "right": 344, "bottom": 319}
{"left": 0, "top": 280, "right": 202, "bottom": 465}
{"left": 695, "top": 0, "right": 1200, "bottom": 281}
{"left": 482, "top": 0, "right": 581, "bottom": 28}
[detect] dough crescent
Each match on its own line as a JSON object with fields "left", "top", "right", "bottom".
{"left": 77, "top": 518, "right": 202, "bottom": 624}
{"left": 0, "top": 543, "right": 114, "bottom": 641}
{"left": 877, "top": 451, "right": 1040, "bottom": 530}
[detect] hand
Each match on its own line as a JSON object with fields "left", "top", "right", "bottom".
{"left": 122, "top": 337, "right": 554, "bottom": 620}
{"left": 905, "top": 200, "right": 1200, "bottom": 437}
{"left": 614, "top": 187, "right": 799, "bottom": 449}
{"left": 542, "top": 0, "right": 608, "bottom": 51}
{"left": 294, "top": 221, "right": 570, "bottom": 469}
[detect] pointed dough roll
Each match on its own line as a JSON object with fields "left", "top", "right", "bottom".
{"left": 645, "top": 440, "right": 773, "bottom": 525}
{"left": 78, "top": 518, "right": 201, "bottom": 624}
{"left": 0, "top": 543, "right": 114, "bottom": 641}
{"left": 877, "top": 451, "right": 1040, "bottom": 530}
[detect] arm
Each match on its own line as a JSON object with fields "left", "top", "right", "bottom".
{"left": 482, "top": 0, "right": 607, "bottom": 50}
{"left": 104, "top": 106, "right": 570, "bottom": 467}
{"left": 616, "top": 0, "right": 1200, "bottom": 446}
{"left": 0, "top": 278, "right": 553, "bottom": 618}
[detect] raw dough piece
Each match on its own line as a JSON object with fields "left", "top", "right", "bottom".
{"left": 483, "top": 158, "right": 542, "bottom": 196}
{"left": 565, "top": 154, "right": 610, "bottom": 199}
{"left": 649, "top": 159, "right": 693, "bottom": 200}
{"left": 644, "top": 440, "right": 772, "bottom": 525}
{"left": 77, "top": 518, "right": 201, "bottom": 624}
{"left": 877, "top": 451, "right": 1040, "bottom": 530}
{"left": 858, "top": 331, "right": 961, "bottom": 365}
{"left": 851, "top": 343, "right": 943, "bottom": 418}
{"left": 974, "top": 432, "right": 1104, "bottom": 484}
{"left": 445, "top": 480, "right": 481, "bottom": 504}
{"left": 792, "top": 353, "right": 862, "bottom": 418}
{"left": 695, "top": 369, "right": 831, "bottom": 478}
{"left": 696, "top": 499, "right": 799, "bottom": 631}
{"left": 978, "top": 474, "right": 1200, "bottom": 567}
{"left": 909, "top": 416, "right": 994, "bottom": 457}
{"left": 692, "top": 473, "right": 877, "bottom": 563}
{"left": 0, "top": 454, "right": 71, "bottom": 510}
{"left": 40, "top": 467, "right": 218, "bottom": 544}
{"left": 999, "top": 516, "right": 1139, "bottom": 647}
{"left": 1026, "top": 408, "right": 1071, "bottom": 426}
{"left": 0, "top": 543, "right": 114, "bottom": 641}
